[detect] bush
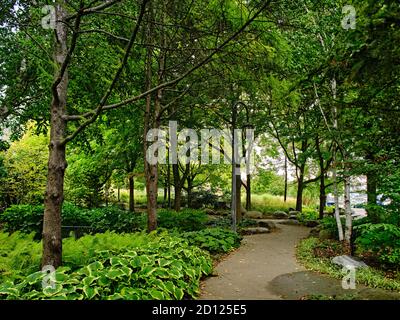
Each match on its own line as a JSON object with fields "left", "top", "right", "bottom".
{"left": 0, "top": 205, "right": 44, "bottom": 236}
{"left": 88, "top": 207, "right": 145, "bottom": 233}
{"left": 297, "top": 207, "right": 319, "bottom": 223}
{"left": 355, "top": 223, "right": 400, "bottom": 266}
{"left": 181, "top": 228, "right": 242, "bottom": 254}
{"left": 0, "top": 231, "right": 213, "bottom": 300}
{"left": 0, "top": 204, "right": 145, "bottom": 237}
{"left": 157, "top": 209, "right": 208, "bottom": 232}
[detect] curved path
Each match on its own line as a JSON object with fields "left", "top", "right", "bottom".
{"left": 200, "top": 222, "right": 308, "bottom": 300}
{"left": 199, "top": 222, "right": 400, "bottom": 300}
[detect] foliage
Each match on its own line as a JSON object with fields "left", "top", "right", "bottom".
{"left": 181, "top": 228, "right": 241, "bottom": 254}
{"left": 0, "top": 204, "right": 144, "bottom": 237}
{"left": 0, "top": 231, "right": 213, "bottom": 300}
{"left": 297, "top": 237, "right": 400, "bottom": 292}
{"left": 297, "top": 207, "right": 319, "bottom": 223}
{"left": 355, "top": 223, "right": 400, "bottom": 266}
{"left": 157, "top": 209, "right": 208, "bottom": 232}
{"left": 0, "top": 128, "right": 48, "bottom": 206}
{"left": 251, "top": 193, "right": 297, "bottom": 214}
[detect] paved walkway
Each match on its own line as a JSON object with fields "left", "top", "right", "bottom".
{"left": 200, "top": 222, "right": 400, "bottom": 300}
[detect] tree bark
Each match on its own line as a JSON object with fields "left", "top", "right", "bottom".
{"left": 173, "top": 164, "right": 182, "bottom": 211}
{"left": 344, "top": 175, "right": 352, "bottom": 245}
{"left": 319, "top": 175, "right": 326, "bottom": 219}
{"left": 235, "top": 164, "right": 242, "bottom": 222}
{"left": 245, "top": 174, "right": 251, "bottom": 211}
{"left": 42, "top": 2, "right": 68, "bottom": 268}
{"left": 128, "top": 175, "right": 135, "bottom": 212}
{"left": 144, "top": 5, "right": 158, "bottom": 231}
{"left": 284, "top": 155, "right": 288, "bottom": 203}
{"left": 366, "top": 171, "right": 377, "bottom": 206}
{"left": 295, "top": 165, "right": 305, "bottom": 212}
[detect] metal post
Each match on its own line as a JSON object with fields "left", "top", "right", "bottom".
{"left": 231, "top": 102, "right": 237, "bottom": 233}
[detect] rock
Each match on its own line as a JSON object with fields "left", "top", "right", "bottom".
{"left": 309, "top": 226, "right": 321, "bottom": 237}
{"left": 257, "top": 220, "right": 277, "bottom": 230}
{"left": 305, "top": 220, "right": 319, "bottom": 228}
{"left": 289, "top": 210, "right": 301, "bottom": 216}
{"left": 332, "top": 255, "right": 368, "bottom": 269}
{"left": 241, "top": 227, "right": 270, "bottom": 235}
{"left": 273, "top": 211, "right": 288, "bottom": 219}
{"left": 319, "top": 229, "right": 334, "bottom": 240}
{"left": 279, "top": 219, "right": 300, "bottom": 226}
{"left": 289, "top": 215, "right": 298, "bottom": 220}
{"left": 245, "top": 211, "right": 263, "bottom": 219}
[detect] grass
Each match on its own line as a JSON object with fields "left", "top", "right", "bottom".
{"left": 296, "top": 237, "right": 400, "bottom": 292}
{"left": 250, "top": 194, "right": 297, "bottom": 213}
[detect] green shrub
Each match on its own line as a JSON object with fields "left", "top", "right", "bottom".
{"left": 0, "top": 232, "right": 42, "bottom": 282}
{"left": 297, "top": 237, "right": 400, "bottom": 292}
{"left": 297, "top": 207, "right": 319, "bottom": 223}
{"left": 0, "top": 204, "right": 145, "bottom": 237}
{"left": 0, "top": 231, "right": 213, "bottom": 300}
{"left": 355, "top": 223, "right": 400, "bottom": 265}
{"left": 0, "top": 205, "right": 44, "bottom": 236}
{"left": 88, "top": 207, "right": 145, "bottom": 233}
{"left": 157, "top": 209, "right": 207, "bottom": 232}
{"left": 181, "top": 228, "right": 242, "bottom": 254}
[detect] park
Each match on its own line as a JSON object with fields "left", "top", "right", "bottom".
{"left": 0, "top": 0, "right": 399, "bottom": 301}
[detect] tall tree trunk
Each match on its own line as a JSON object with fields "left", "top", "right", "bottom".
{"left": 332, "top": 76, "right": 344, "bottom": 241}
{"left": 144, "top": 6, "right": 158, "bottom": 231}
{"left": 235, "top": 164, "right": 242, "bottom": 221}
{"left": 344, "top": 174, "right": 352, "bottom": 245}
{"left": 295, "top": 166, "right": 305, "bottom": 212}
{"left": 319, "top": 174, "right": 326, "bottom": 219}
{"left": 167, "top": 164, "right": 171, "bottom": 208}
{"left": 42, "top": 2, "right": 68, "bottom": 268}
{"left": 284, "top": 155, "right": 288, "bottom": 203}
{"left": 128, "top": 175, "right": 135, "bottom": 212}
{"left": 173, "top": 164, "right": 182, "bottom": 211}
{"left": 366, "top": 171, "right": 377, "bottom": 206}
{"left": 187, "top": 178, "right": 193, "bottom": 208}
{"left": 245, "top": 174, "right": 251, "bottom": 211}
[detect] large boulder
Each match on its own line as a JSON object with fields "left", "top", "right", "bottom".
{"left": 289, "top": 215, "right": 298, "bottom": 220}
{"left": 279, "top": 219, "right": 300, "bottom": 226}
{"left": 241, "top": 227, "right": 270, "bottom": 235}
{"left": 309, "top": 226, "right": 321, "bottom": 237}
{"left": 257, "top": 220, "right": 277, "bottom": 230}
{"left": 245, "top": 211, "right": 263, "bottom": 219}
{"left": 273, "top": 211, "right": 288, "bottom": 219}
{"left": 289, "top": 210, "right": 301, "bottom": 216}
{"left": 332, "top": 255, "right": 368, "bottom": 269}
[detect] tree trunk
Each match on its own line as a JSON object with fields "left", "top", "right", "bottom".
{"left": 144, "top": 6, "right": 158, "bottom": 232}
{"left": 344, "top": 175, "right": 352, "bottom": 245}
{"left": 42, "top": 2, "right": 68, "bottom": 268}
{"left": 245, "top": 174, "right": 251, "bottom": 211}
{"left": 284, "top": 155, "right": 288, "bottom": 203}
{"left": 167, "top": 164, "right": 171, "bottom": 208}
{"left": 366, "top": 171, "right": 377, "bottom": 206}
{"left": 319, "top": 174, "right": 326, "bottom": 219}
{"left": 173, "top": 164, "right": 182, "bottom": 211}
{"left": 295, "top": 166, "right": 305, "bottom": 212}
{"left": 128, "top": 175, "right": 135, "bottom": 212}
{"left": 235, "top": 164, "right": 242, "bottom": 222}
{"left": 187, "top": 178, "right": 193, "bottom": 208}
